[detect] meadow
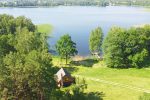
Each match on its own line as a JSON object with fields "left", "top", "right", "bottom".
{"left": 52, "top": 57, "right": 150, "bottom": 100}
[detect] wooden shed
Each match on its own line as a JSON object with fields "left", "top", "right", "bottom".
{"left": 55, "top": 68, "right": 75, "bottom": 87}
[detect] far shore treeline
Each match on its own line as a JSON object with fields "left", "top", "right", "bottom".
{"left": 0, "top": 0, "right": 150, "bottom": 7}
{"left": 0, "top": 14, "right": 150, "bottom": 99}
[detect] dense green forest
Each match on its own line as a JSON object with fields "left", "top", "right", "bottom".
{"left": 0, "top": 0, "right": 150, "bottom": 7}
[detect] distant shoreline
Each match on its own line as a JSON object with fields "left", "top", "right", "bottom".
{"left": 0, "top": 5, "right": 150, "bottom": 8}
{"left": 0, "top": 5, "right": 105, "bottom": 8}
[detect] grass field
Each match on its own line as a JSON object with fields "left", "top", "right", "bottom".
{"left": 37, "top": 24, "right": 53, "bottom": 34}
{"left": 52, "top": 57, "right": 150, "bottom": 100}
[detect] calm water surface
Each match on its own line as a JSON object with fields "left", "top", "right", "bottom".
{"left": 0, "top": 6, "right": 150, "bottom": 56}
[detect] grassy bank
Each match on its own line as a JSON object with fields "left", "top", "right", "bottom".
{"left": 52, "top": 57, "right": 150, "bottom": 100}
{"left": 37, "top": 24, "right": 53, "bottom": 34}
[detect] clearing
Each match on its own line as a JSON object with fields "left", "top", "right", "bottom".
{"left": 52, "top": 57, "right": 150, "bottom": 100}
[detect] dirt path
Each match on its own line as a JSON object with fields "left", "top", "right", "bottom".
{"left": 75, "top": 75, "right": 150, "bottom": 93}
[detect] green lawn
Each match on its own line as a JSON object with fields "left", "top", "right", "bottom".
{"left": 37, "top": 24, "right": 53, "bottom": 34}
{"left": 72, "top": 66, "right": 150, "bottom": 100}
{"left": 52, "top": 57, "right": 150, "bottom": 100}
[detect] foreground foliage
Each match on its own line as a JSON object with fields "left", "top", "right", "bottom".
{"left": 0, "top": 14, "right": 56, "bottom": 100}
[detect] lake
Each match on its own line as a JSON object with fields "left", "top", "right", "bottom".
{"left": 0, "top": 6, "right": 150, "bottom": 56}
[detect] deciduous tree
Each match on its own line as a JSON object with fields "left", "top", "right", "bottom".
{"left": 56, "top": 34, "right": 78, "bottom": 64}
{"left": 89, "top": 27, "right": 103, "bottom": 56}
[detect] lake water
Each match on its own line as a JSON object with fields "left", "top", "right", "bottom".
{"left": 0, "top": 6, "right": 150, "bottom": 56}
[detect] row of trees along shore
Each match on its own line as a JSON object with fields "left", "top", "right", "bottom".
{"left": 89, "top": 25, "right": 150, "bottom": 69}
{"left": 56, "top": 25, "right": 150, "bottom": 69}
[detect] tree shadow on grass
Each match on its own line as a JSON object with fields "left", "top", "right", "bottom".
{"left": 70, "top": 59, "right": 99, "bottom": 67}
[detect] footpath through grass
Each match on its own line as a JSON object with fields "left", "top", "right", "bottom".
{"left": 73, "top": 67, "right": 150, "bottom": 100}
{"left": 52, "top": 57, "right": 150, "bottom": 100}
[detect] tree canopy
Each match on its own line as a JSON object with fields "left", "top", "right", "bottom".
{"left": 56, "top": 34, "right": 78, "bottom": 64}
{"left": 0, "top": 14, "right": 56, "bottom": 100}
{"left": 0, "top": 14, "right": 35, "bottom": 35}
{"left": 89, "top": 27, "right": 103, "bottom": 56}
{"left": 103, "top": 25, "right": 150, "bottom": 68}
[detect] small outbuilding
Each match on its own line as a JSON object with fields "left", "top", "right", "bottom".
{"left": 55, "top": 68, "right": 75, "bottom": 87}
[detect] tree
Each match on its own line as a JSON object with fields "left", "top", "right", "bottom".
{"left": 89, "top": 27, "right": 103, "bottom": 56}
{"left": 15, "top": 16, "right": 36, "bottom": 32}
{"left": 0, "top": 14, "right": 56, "bottom": 100}
{"left": 142, "top": 25, "right": 150, "bottom": 54}
{"left": 1, "top": 50, "right": 55, "bottom": 99}
{"left": 56, "top": 34, "right": 78, "bottom": 64}
{"left": 103, "top": 27, "right": 129, "bottom": 68}
{"left": 0, "top": 14, "right": 35, "bottom": 35}
{"left": 103, "top": 25, "right": 150, "bottom": 68}
{"left": 0, "top": 14, "right": 15, "bottom": 34}
{"left": 0, "top": 34, "right": 15, "bottom": 58}
{"left": 126, "top": 27, "right": 149, "bottom": 68}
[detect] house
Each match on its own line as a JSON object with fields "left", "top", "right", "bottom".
{"left": 55, "top": 68, "right": 75, "bottom": 87}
